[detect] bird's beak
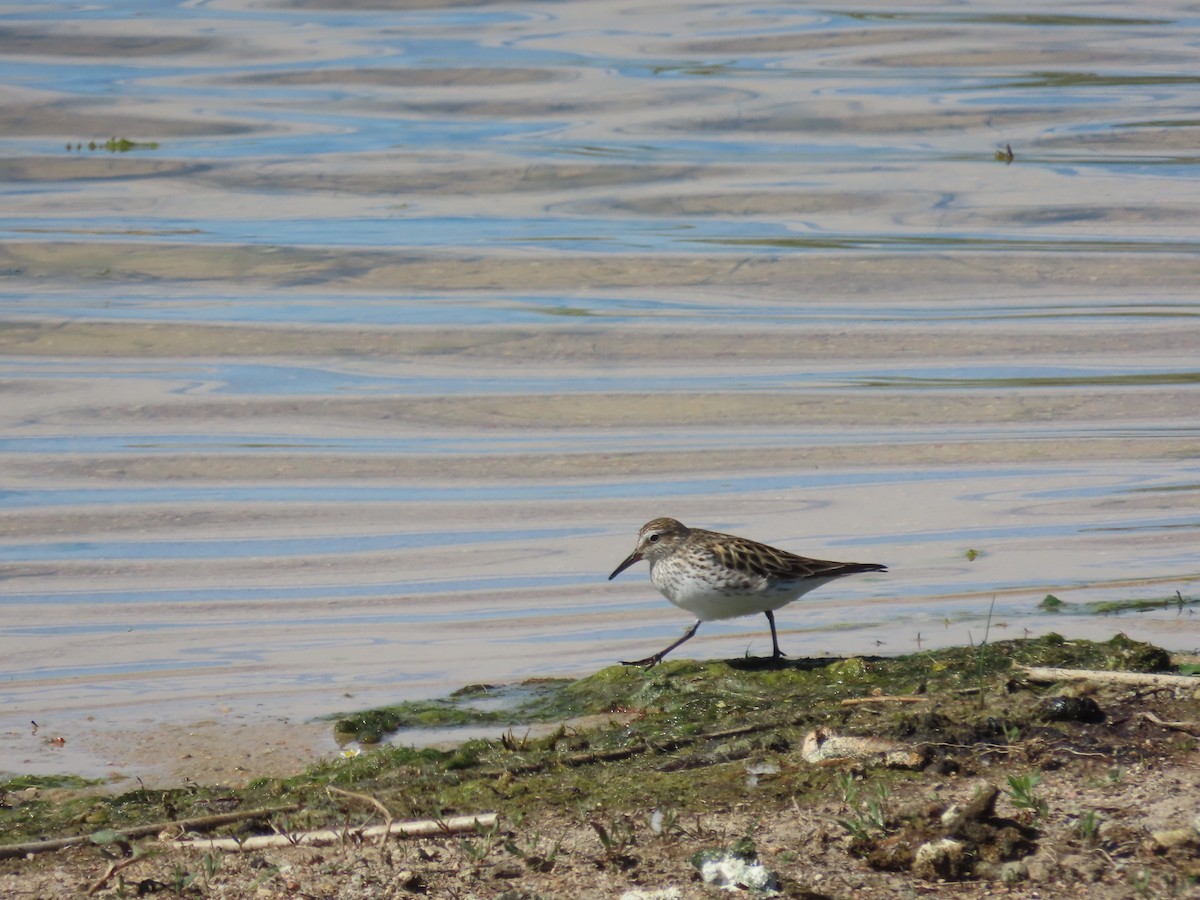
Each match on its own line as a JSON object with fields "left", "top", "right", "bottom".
{"left": 608, "top": 551, "right": 642, "bottom": 580}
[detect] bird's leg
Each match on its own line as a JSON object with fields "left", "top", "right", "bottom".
{"left": 621, "top": 620, "right": 701, "bottom": 668}
{"left": 765, "top": 610, "right": 787, "bottom": 659}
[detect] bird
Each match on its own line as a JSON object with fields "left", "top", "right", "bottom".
{"left": 608, "top": 517, "right": 886, "bottom": 667}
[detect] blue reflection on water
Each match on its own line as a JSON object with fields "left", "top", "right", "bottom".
{"left": 0, "top": 573, "right": 584, "bottom": 607}
{"left": 0, "top": 526, "right": 595, "bottom": 562}
{"left": 0, "top": 466, "right": 1055, "bottom": 511}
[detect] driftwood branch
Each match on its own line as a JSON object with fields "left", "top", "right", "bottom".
{"left": 0, "top": 804, "right": 300, "bottom": 859}
{"left": 1017, "top": 665, "right": 1199, "bottom": 689}
{"left": 167, "top": 812, "right": 496, "bottom": 852}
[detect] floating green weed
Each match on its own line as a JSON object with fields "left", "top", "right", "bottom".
{"left": 534, "top": 306, "right": 593, "bottom": 317}
{"left": 1036, "top": 590, "right": 1195, "bottom": 617}
{"left": 66, "top": 138, "right": 160, "bottom": 153}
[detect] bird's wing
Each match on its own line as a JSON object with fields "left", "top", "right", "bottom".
{"left": 708, "top": 532, "right": 885, "bottom": 580}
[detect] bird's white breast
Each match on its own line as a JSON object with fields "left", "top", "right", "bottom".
{"left": 649, "top": 554, "right": 830, "bottom": 621}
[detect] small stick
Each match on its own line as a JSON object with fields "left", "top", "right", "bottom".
{"left": 1016, "top": 665, "right": 1199, "bottom": 688}
{"left": 841, "top": 696, "right": 927, "bottom": 706}
{"left": 482, "top": 713, "right": 817, "bottom": 777}
{"left": 327, "top": 786, "right": 394, "bottom": 821}
{"left": 167, "top": 812, "right": 496, "bottom": 852}
{"left": 86, "top": 857, "right": 140, "bottom": 897}
{"left": 1138, "top": 710, "right": 1200, "bottom": 736}
{"left": 327, "top": 786, "right": 396, "bottom": 848}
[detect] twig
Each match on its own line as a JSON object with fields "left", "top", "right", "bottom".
{"left": 698, "top": 723, "right": 764, "bottom": 740}
{"left": 167, "top": 812, "right": 496, "bottom": 852}
{"left": 327, "top": 786, "right": 396, "bottom": 849}
{"left": 327, "top": 786, "right": 393, "bottom": 820}
{"left": 841, "top": 695, "right": 927, "bottom": 706}
{"left": 481, "top": 714, "right": 814, "bottom": 777}
{"left": 0, "top": 804, "right": 299, "bottom": 859}
{"left": 86, "top": 856, "right": 141, "bottom": 896}
{"left": 1017, "top": 665, "right": 1199, "bottom": 689}
{"left": 917, "top": 740, "right": 1017, "bottom": 755}
{"left": 1060, "top": 747, "right": 1110, "bottom": 758}
{"left": 1138, "top": 710, "right": 1200, "bottom": 736}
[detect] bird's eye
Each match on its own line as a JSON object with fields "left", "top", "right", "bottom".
{"left": 647, "top": 533, "right": 660, "bottom": 543}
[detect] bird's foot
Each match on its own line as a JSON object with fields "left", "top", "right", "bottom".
{"left": 620, "top": 655, "right": 663, "bottom": 668}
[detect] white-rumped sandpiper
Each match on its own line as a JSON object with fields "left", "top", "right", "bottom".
{"left": 609, "top": 517, "right": 886, "bottom": 666}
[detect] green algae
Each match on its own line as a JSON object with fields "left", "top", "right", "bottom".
{"left": 0, "top": 774, "right": 98, "bottom": 791}
{"left": 0, "top": 781, "right": 239, "bottom": 848}
{"left": 332, "top": 678, "right": 575, "bottom": 742}
{"left": 1037, "top": 591, "right": 1195, "bottom": 617}
{"left": 3, "top": 635, "right": 1193, "bottom": 852}
{"left": 335, "top": 633, "right": 1177, "bottom": 746}
{"left": 65, "top": 138, "right": 161, "bottom": 153}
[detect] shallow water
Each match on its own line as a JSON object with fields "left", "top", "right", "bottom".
{"left": 1, "top": 0, "right": 1198, "bottom": 779}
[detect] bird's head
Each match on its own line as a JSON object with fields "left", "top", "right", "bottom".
{"left": 608, "top": 517, "right": 690, "bottom": 579}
